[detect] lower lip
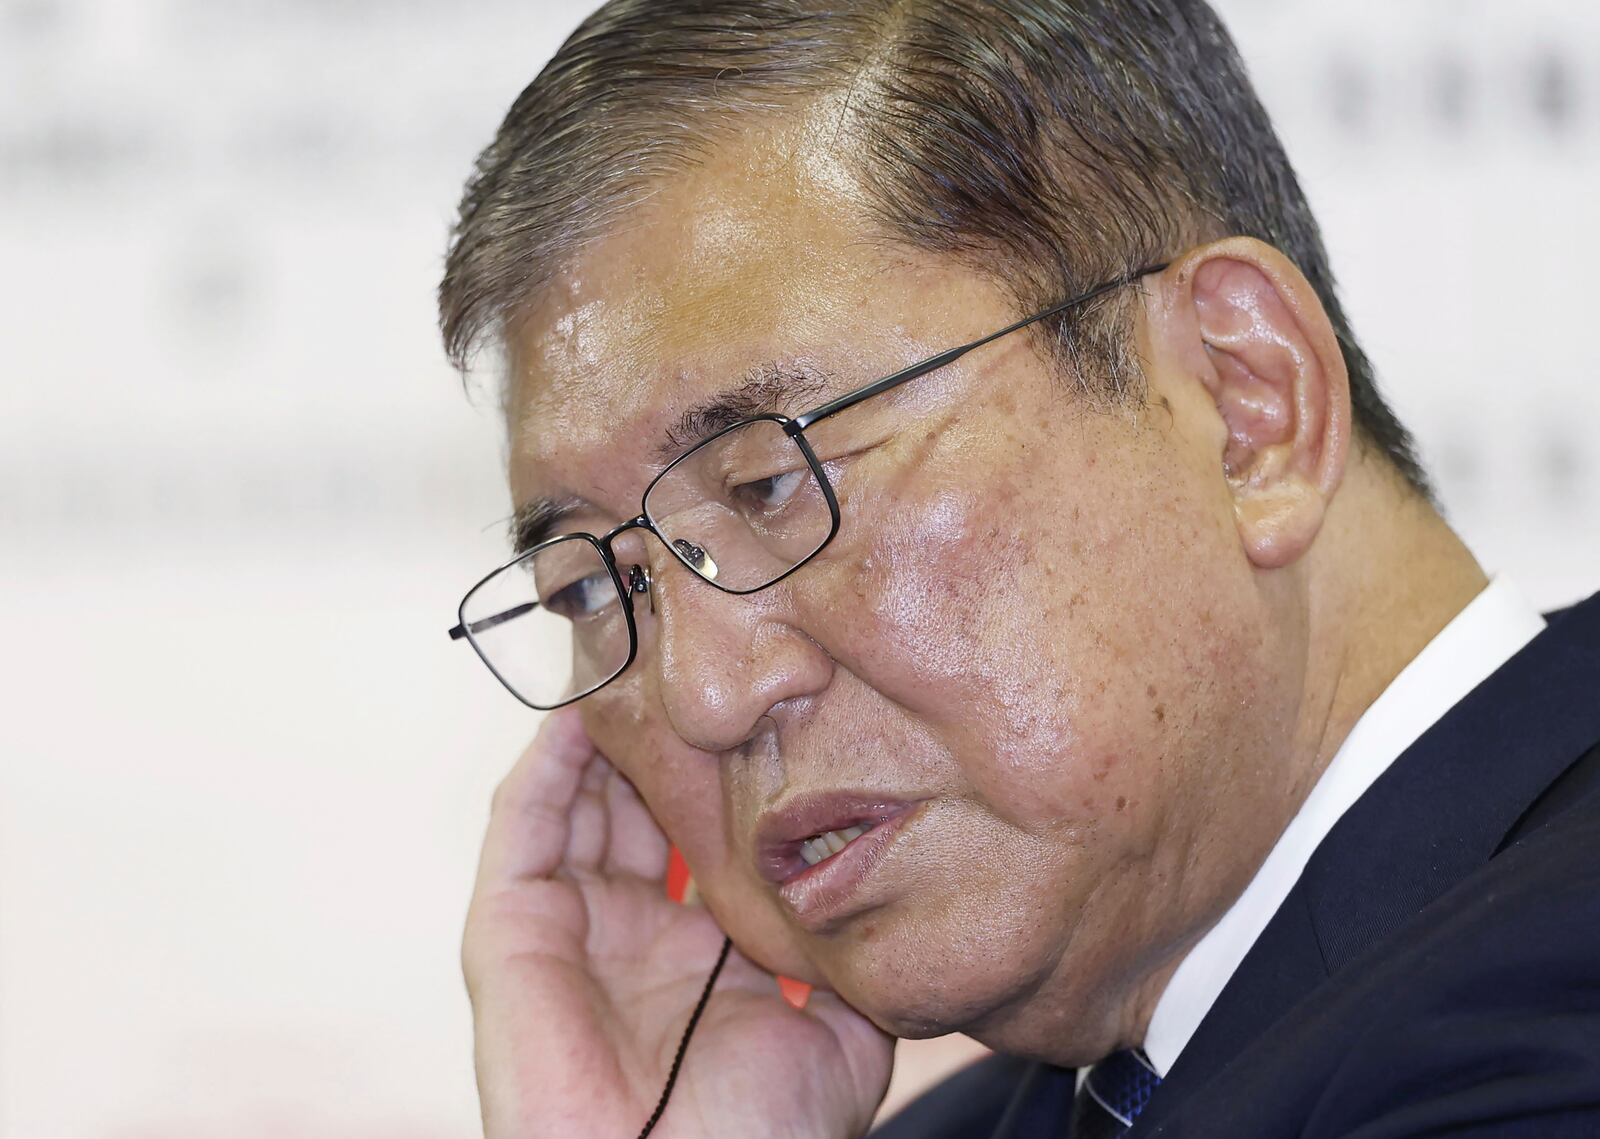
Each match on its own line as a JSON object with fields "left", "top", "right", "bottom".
{"left": 777, "top": 806, "right": 922, "bottom": 931}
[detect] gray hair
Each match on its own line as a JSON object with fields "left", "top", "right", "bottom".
{"left": 439, "top": 0, "right": 1428, "bottom": 493}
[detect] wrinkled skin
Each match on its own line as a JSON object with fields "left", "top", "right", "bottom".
{"left": 463, "top": 113, "right": 1484, "bottom": 1137}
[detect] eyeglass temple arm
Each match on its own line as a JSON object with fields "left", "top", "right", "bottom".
{"left": 445, "top": 266, "right": 1169, "bottom": 642}
{"left": 791, "top": 263, "right": 1169, "bottom": 432}
{"left": 447, "top": 600, "right": 539, "bottom": 641}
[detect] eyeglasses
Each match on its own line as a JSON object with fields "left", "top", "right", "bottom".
{"left": 448, "top": 263, "right": 1168, "bottom": 709}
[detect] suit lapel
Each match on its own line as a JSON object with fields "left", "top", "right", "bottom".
{"left": 1128, "top": 876, "right": 1327, "bottom": 1133}
{"left": 987, "top": 1059, "right": 1077, "bottom": 1139}
{"left": 1131, "top": 591, "right": 1600, "bottom": 1135}
{"left": 1303, "top": 593, "right": 1600, "bottom": 972}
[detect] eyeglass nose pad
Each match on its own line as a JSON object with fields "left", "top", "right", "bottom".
{"left": 628, "top": 563, "right": 654, "bottom": 614}
{"left": 672, "top": 538, "right": 719, "bottom": 581}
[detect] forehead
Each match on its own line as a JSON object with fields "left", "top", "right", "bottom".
{"left": 503, "top": 118, "right": 937, "bottom": 505}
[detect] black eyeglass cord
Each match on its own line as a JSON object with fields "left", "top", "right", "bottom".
{"left": 637, "top": 935, "right": 734, "bottom": 1139}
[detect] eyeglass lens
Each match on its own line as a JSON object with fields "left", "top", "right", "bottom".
{"left": 459, "top": 535, "right": 632, "bottom": 708}
{"left": 644, "top": 418, "right": 833, "bottom": 592}
{"left": 460, "top": 419, "right": 836, "bottom": 707}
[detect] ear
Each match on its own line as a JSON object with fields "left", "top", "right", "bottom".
{"left": 1156, "top": 238, "right": 1352, "bottom": 570}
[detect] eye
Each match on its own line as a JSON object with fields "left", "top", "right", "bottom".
{"left": 729, "top": 468, "right": 807, "bottom": 514}
{"left": 543, "top": 572, "right": 618, "bottom": 621}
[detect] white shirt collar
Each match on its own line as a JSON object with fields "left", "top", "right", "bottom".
{"left": 1139, "top": 575, "right": 1548, "bottom": 1076}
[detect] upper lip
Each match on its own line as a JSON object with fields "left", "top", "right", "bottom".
{"left": 754, "top": 790, "right": 920, "bottom": 883}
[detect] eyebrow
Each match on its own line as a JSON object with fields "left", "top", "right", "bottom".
{"left": 509, "top": 494, "right": 586, "bottom": 556}
{"left": 654, "top": 362, "right": 837, "bottom": 463}
{"left": 509, "top": 362, "right": 841, "bottom": 555}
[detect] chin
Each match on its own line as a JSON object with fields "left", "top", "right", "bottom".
{"left": 840, "top": 974, "right": 1019, "bottom": 1042}
{"left": 709, "top": 885, "right": 832, "bottom": 984}
{"left": 817, "top": 917, "right": 1056, "bottom": 1043}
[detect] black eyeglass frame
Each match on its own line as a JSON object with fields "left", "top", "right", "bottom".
{"left": 448, "top": 262, "right": 1170, "bottom": 710}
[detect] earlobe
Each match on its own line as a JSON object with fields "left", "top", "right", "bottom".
{"left": 1172, "top": 238, "right": 1351, "bottom": 570}
{"left": 1230, "top": 469, "right": 1328, "bottom": 570}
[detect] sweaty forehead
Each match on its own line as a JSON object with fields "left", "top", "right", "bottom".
{"left": 503, "top": 120, "right": 918, "bottom": 489}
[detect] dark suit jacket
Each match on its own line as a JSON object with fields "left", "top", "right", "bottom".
{"left": 875, "top": 591, "right": 1600, "bottom": 1138}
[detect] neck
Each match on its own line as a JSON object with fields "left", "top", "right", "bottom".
{"left": 1115, "top": 454, "right": 1487, "bottom": 1054}
{"left": 1301, "top": 457, "right": 1488, "bottom": 788}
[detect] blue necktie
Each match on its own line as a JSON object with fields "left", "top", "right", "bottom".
{"left": 1070, "top": 1049, "right": 1162, "bottom": 1137}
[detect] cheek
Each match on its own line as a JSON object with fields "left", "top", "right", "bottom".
{"left": 579, "top": 692, "right": 718, "bottom": 893}
{"left": 798, "top": 425, "right": 1254, "bottom": 833}
{"left": 580, "top": 695, "right": 824, "bottom": 980}
{"left": 802, "top": 440, "right": 1062, "bottom": 728}
{"left": 818, "top": 477, "right": 1028, "bottom": 691}
{"left": 582, "top": 692, "right": 723, "bottom": 844}
{"left": 794, "top": 477, "right": 1102, "bottom": 843}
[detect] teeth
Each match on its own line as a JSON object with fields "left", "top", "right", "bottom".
{"left": 798, "top": 824, "right": 869, "bottom": 867}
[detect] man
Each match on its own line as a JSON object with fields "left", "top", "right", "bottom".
{"left": 441, "top": 2, "right": 1600, "bottom": 1136}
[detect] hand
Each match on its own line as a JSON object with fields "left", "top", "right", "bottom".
{"left": 463, "top": 708, "right": 895, "bottom": 1138}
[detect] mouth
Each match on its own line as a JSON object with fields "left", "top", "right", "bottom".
{"left": 755, "top": 794, "right": 923, "bottom": 930}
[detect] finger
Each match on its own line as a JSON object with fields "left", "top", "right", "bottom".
{"left": 798, "top": 989, "right": 897, "bottom": 1108}
{"left": 602, "top": 766, "right": 671, "bottom": 881}
{"left": 474, "top": 707, "right": 597, "bottom": 890}
{"left": 562, "top": 750, "right": 614, "bottom": 872}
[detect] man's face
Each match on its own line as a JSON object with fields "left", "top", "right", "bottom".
{"left": 505, "top": 123, "right": 1309, "bottom": 1059}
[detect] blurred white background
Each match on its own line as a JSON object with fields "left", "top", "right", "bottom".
{"left": 1, "top": 1, "right": 1596, "bottom": 1136}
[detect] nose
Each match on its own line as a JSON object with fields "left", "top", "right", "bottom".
{"left": 644, "top": 550, "right": 833, "bottom": 754}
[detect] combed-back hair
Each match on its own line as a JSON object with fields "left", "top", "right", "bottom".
{"left": 440, "top": 0, "right": 1429, "bottom": 493}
